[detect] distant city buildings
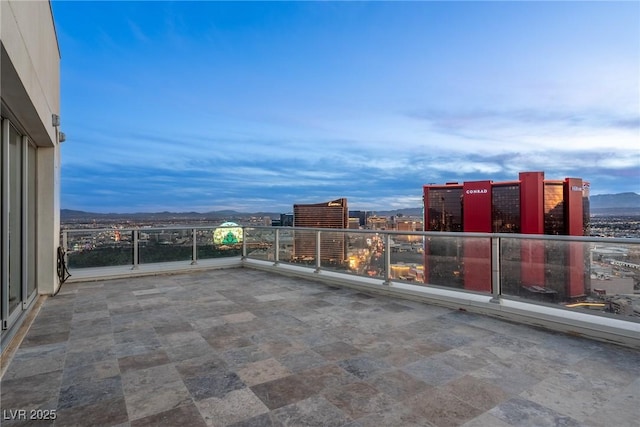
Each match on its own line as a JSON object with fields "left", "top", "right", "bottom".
{"left": 293, "top": 198, "right": 348, "bottom": 263}
{"left": 348, "top": 210, "right": 369, "bottom": 227}
{"left": 271, "top": 213, "right": 293, "bottom": 227}
{"left": 423, "top": 172, "right": 591, "bottom": 300}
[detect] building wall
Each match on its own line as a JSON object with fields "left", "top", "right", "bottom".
{"left": 1, "top": 0, "right": 61, "bottom": 345}
{"left": 423, "top": 172, "right": 589, "bottom": 298}
{"left": 1, "top": 0, "right": 60, "bottom": 146}
{"left": 293, "top": 198, "right": 348, "bottom": 262}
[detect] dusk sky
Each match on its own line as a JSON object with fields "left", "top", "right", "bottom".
{"left": 52, "top": 1, "right": 639, "bottom": 213}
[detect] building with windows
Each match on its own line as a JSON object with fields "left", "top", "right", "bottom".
{"left": 293, "top": 198, "right": 348, "bottom": 263}
{"left": 423, "top": 172, "right": 590, "bottom": 299}
{"left": 1, "top": 0, "right": 62, "bottom": 350}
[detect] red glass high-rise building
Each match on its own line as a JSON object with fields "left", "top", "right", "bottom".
{"left": 423, "top": 172, "right": 590, "bottom": 300}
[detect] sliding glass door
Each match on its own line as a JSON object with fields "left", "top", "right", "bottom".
{"left": 1, "top": 117, "right": 37, "bottom": 331}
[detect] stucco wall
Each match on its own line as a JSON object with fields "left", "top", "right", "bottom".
{"left": 1, "top": 0, "right": 60, "bottom": 146}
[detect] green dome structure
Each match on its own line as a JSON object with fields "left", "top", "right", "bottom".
{"left": 213, "top": 222, "right": 243, "bottom": 245}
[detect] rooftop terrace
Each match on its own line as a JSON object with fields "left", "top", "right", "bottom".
{"left": 1, "top": 268, "right": 638, "bottom": 426}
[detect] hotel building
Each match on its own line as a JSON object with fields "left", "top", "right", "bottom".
{"left": 1, "top": 0, "right": 62, "bottom": 349}
{"left": 293, "top": 198, "right": 348, "bottom": 263}
{"left": 423, "top": 172, "right": 590, "bottom": 300}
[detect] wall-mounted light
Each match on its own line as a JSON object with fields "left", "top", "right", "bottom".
{"left": 59, "top": 131, "right": 66, "bottom": 143}
{"left": 52, "top": 114, "right": 60, "bottom": 127}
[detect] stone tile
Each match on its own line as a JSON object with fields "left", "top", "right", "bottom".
{"left": 402, "top": 357, "right": 465, "bottom": 387}
{"left": 237, "top": 358, "right": 292, "bottom": 386}
{"left": 519, "top": 369, "right": 619, "bottom": 422}
{"left": 58, "top": 375, "right": 123, "bottom": 410}
{"left": 130, "top": 402, "right": 207, "bottom": 427}
{"left": 190, "top": 316, "right": 226, "bottom": 330}
{"left": 153, "top": 321, "right": 194, "bottom": 335}
{"left": 323, "top": 381, "right": 395, "bottom": 420}
{"left": 64, "top": 334, "right": 116, "bottom": 366}
{"left": 183, "top": 370, "right": 246, "bottom": 401}
{"left": 68, "top": 317, "right": 112, "bottom": 340}
{"left": 312, "top": 341, "right": 363, "bottom": 362}
{"left": 223, "top": 311, "right": 257, "bottom": 323}
{"left": 296, "top": 363, "right": 357, "bottom": 392}
{"left": 121, "top": 364, "right": 191, "bottom": 420}
{"left": 271, "top": 395, "right": 351, "bottom": 427}
{"left": 197, "top": 388, "right": 269, "bottom": 426}
{"left": 370, "top": 369, "right": 430, "bottom": 401}
{"left": 255, "top": 293, "right": 286, "bottom": 302}
{"left": 165, "top": 341, "right": 216, "bottom": 362}
{"left": 277, "top": 350, "right": 327, "bottom": 373}
{"left": 351, "top": 402, "right": 436, "bottom": 427}
{"left": 157, "top": 330, "right": 208, "bottom": 348}
{"left": 61, "top": 358, "right": 121, "bottom": 387}
{"left": 54, "top": 397, "right": 128, "bottom": 427}
{"left": 2, "top": 342, "right": 67, "bottom": 380}
{"left": 460, "top": 412, "right": 513, "bottom": 427}
{"left": 227, "top": 412, "right": 276, "bottom": 427}
{"left": 468, "top": 360, "right": 542, "bottom": 395}
{"left": 251, "top": 374, "right": 318, "bottom": 410}
{"left": 380, "top": 302, "right": 414, "bottom": 312}
{"left": 430, "top": 347, "right": 491, "bottom": 373}
{"left": 586, "top": 377, "right": 639, "bottom": 427}
{"left": 174, "top": 353, "right": 229, "bottom": 378}
{"left": 256, "top": 335, "right": 307, "bottom": 358}
{"left": 0, "top": 370, "right": 62, "bottom": 410}
{"left": 204, "top": 332, "right": 254, "bottom": 351}
{"left": 221, "top": 345, "right": 271, "bottom": 368}
{"left": 19, "top": 331, "right": 70, "bottom": 348}
{"left": 303, "top": 299, "right": 334, "bottom": 310}
{"left": 440, "top": 374, "right": 511, "bottom": 412}
{"left": 117, "top": 349, "right": 171, "bottom": 373}
{"left": 489, "top": 397, "right": 583, "bottom": 427}
{"left": 338, "top": 356, "right": 393, "bottom": 380}
{"left": 404, "top": 388, "right": 484, "bottom": 427}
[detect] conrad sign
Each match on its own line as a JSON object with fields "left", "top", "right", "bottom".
{"left": 465, "top": 189, "right": 488, "bottom": 195}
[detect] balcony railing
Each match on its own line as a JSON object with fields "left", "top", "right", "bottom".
{"left": 61, "top": 226, "right": 640, "bottom": 346}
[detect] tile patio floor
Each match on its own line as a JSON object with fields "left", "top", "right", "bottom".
{"left": 1, "top": 268, "right": 639, "bottom": 427}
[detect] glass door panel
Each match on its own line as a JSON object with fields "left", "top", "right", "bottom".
{"left": 27, "top": 142, "right": 36, "bottom": 297}
{"left": 8, "top": 125, "right": 22, "bottom": 315}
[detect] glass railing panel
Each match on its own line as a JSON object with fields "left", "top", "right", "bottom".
{"left": 244, "top": 227, "right": 275, "bottom": 261}
{"left": 314, "top": 231, "right": 383, "bottom": 279}
{"left": 138, "top": 228, "right": 192, "bottom": 264}
{"left": 316, "top": 230, "right": 348, "bottom": 272}
{"left": 501, "top": 237, "right": 639, "bottom": 322}
{"left": 388, "top": 233, "right": 425, "bottom": 284}
{"left": 196, "top": 228, "right": 243, "bottom": 260}
{"left": 423, "top": 235, "right": 492, "bottom": 293}
{"left": 287, "top": 229, "right": 317, "bottom": 267}
{"left": 65, "top": 229, "right": 133, "bottom": 268}
{"left": 277, "top": 228, "right": 295, "bottom": 263}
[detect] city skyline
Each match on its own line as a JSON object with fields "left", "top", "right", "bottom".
{"left": 53, "top": 1, "right": 639, "bottom": 213}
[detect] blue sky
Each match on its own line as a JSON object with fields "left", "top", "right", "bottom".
{"left": 53, "top": 1, "right": 639, "bottom": 213}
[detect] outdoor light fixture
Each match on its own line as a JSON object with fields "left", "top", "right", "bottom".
{"left": 52, "top": 114, "right": 60, "bottom": 127}
{"left": 59, "top": 131, "right": 66, "bottom": 143}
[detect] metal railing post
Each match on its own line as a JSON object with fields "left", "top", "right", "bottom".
{"left": 62, "top": 230, "right": 68, "bottom": 267}
{"left": 191, "top": 228, "right": 197, "bottom": 265}
{"left": 383, "top": 233, "right": 392, "bottom": 285}
{"left": 132, "top": 230, "right": 139, "bottom": 270}
{"left": 241, "top": 227, "right": 247, "bottom": 260}
{"left": 490, "top": 236, "right": 500, "bottom": 303}
{"left": 314, "top": 230, "right": 322, "bottom": 273}
{"left": 273, "top": 228, "right": 280, "bottom": 265}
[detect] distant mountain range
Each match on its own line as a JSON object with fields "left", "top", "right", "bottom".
{"left": 61, "top": 192, "right": 639, "bottom": 221}
{"left": 590, "top": 192, "right": 640, "bottom": 208}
